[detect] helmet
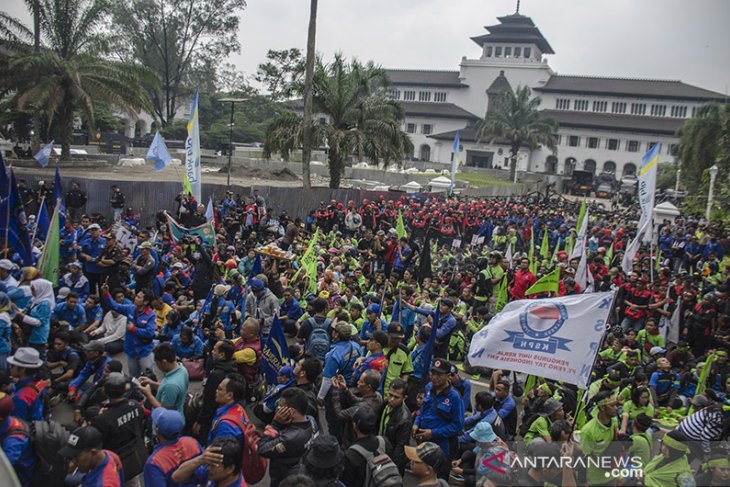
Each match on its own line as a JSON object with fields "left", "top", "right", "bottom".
{"left": 489, "top": 251, "right": 503, "bottom": 260}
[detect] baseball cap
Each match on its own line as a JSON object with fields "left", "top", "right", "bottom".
{"left": 103, "top": 372, "right": 127, "bottom": 397}
{"left": 404, "top": 442, "right": 446, "bottom": 470}
{"left": 56, "top": 287, "right": 71, "bottom": 300}
{"left": 88, "top": 223, "right": 101, "bottom": 231}
{"left": 366, "top": 303, "right": 380, "bottom": 315}
{"left": 387, "top": 323, "right": 404, "bottom": 337}
{"left": 60, "top": 426, "right": 104, "bottom": 457}
{"left": 151, "top": 407, "right": 185, "bottom": 439}
{"left": 335, "top": 322, "right": 352, "bottom": 340}
{"left": 691, "top": 395, "right": 709, "bottom": 409}
{"left": 83, "top": 341, "right": 104, "bottom": 353}
{"left": 431, "top": 358, "right": 452, "bottom": 374}
{"left": 250, "top": 278, "right": 265, "bottom": 291}
{"left": 650, "top": 346, "right": 667, "bottom": 356}
{"left": 0, "top": 259, "right": 13, "bottom": 271}
{"left": 369, "top": 330, "right": 388, "bottom": 348}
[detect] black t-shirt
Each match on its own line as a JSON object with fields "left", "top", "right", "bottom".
{"left": 297, "top": 315, "right": 332, "bottom": 342}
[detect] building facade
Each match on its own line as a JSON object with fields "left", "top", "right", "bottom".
{"left": 386, "top": 11, "right": 725, "bottom": 181}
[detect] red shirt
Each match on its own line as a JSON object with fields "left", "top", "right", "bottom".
{"left": 511, "top": 269, "right": 537, "bottom": 300}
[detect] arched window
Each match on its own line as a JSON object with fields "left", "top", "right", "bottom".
{"left": 564, "top": 157, "right": 576, "bottom": 176}
{"left": 545, "top": 156, "right": 557, "bottom": 174}
{"left": 584, "top": 159, "right": 597, "bottom": 174}
{"left": 419, "top": 144, "right": 431, "bottom": 162}
{"left": 134, "top": 119, "right": 147, "bottom": 138}
{"left": 623, "top": 163, "right": 637, "bottom": 177}
{"left": 603, "top": 160, "right": 616, "bottom": 173}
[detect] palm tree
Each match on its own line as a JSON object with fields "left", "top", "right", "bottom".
{"left": 676, "top": 103, "right": 730, "bottom": 192}
{"left": 301, "top": 0, "right": 318, "bottom": 189}
{"left": 0, "top": 0, "right": 156, "bottom": 159}
{"left": 264, "top": 54, "right": 413, "bottom": 188}
{"left": 476, "top": 85, "right": 558, "bottom": 181}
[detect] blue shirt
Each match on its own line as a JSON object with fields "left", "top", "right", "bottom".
{"left": 12, "top": 378, "right": 45, "bottom": 422}
{"left": 61, "top": 272, "right": 90, "bottom": 301}
{"left": 414, "top": 307, "right": 456, "bottom": 341}
{"left": 144, "top": 437, "right": 202, "bottom": 487}
{"left": 27, "top": 301, "right": 51, "bottom": 345}
{"left": 81, "top": 450, "right": 124, "bottom": 486}
{"left": 171, "top": 335, "right": 205, "bottom": 359}
{"left": 411, "top": 343, "right": 430, "bottom": 380}
{"left": 79, "top": 236, "right": 106, "bottom": 274}
{"left": 208, "top": 403, "right": 245, "bottom": 446}
{"left": 53, "top": 302, "right": 87, "bottom": 329}
{"left": 280, "top": 298, "right": 303, "bottom": 322}
{"left": 85, "top": 304, "right": 103, "bottom": 325}
{"left": 0, "top": 417, "right": 36, "bottom": 486}
{"left": 70, "top": 356, "right": 112, "bottom": 391}
{"left": 459, "top": 407, "right": 498, "bottom": 444}
{"left": 414, "top": 383, "right": 465, "bottom": 455}
{"left": 393, "top": 244, "right": 412, "bottom": 271}
{"left": 0, "top": 312, "right": 11, "bottom": 354}
{"left": 323, "top": 340, "right": 361, "bottom": 386}
{"left": 103, "top": 293, "right": 157, "bottom": 358}
{"left": 649, "top": 370, "right": 679, "bottom": 397}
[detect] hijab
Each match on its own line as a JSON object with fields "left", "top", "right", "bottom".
{"left": 31, "top": 279, "right": 55, "bottom": 308}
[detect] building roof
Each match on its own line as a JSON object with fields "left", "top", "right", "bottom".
{"left": 471, "top": 13, "right": 555, "bottom": 55}
{"left": 538, "top": 110, "right": 683, "bottom": 136}
{"left": 385, "top": 69, "right": 467, "bottom": 88}
{"left": 487, "top": 70, "right": 513, "bottom": 94}
{"left": 401, "top": 102, "right": 479, "bottom": 120}
{"left": 534, "top": 75, "right": 727, "bottom": 102}
{"left": 430, "top": 126, "right": 480, "bottom": 143}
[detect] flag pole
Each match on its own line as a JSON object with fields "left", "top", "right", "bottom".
{"left": 31, "top": 194, "right": 45, "bottom": 243}
{"left": 3, "top": 165, "right": 12, "bottom": 258}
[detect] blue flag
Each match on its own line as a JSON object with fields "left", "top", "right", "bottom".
{"left": 421, "top": 303, "right": 440, "bottom": 378}
{"left": 262, "top": 315, "right": 291, "bottom": 385}
{"left": 53, "top": 165, "right": 66, "bottom": 227}
{"left": 390, "top": 294, "right": 401, "bottom": 325}
{"left": 36, "top": 200, "right": 50, "bottom": 242}
{"left": 0, "top": 170, "right": 34, "bottom": 265}
{"left": 194, "top": 286, "right": 216, "bottom": 335}
{"left": 248, "top": 254, "right": 262, "bottom": 280}
{"left": 0, "top": 154, "right": 9, "bottom": 198}
{"left": 145, "top": 131, "right": 173, "bottom": 172}
{"left": 34, "top": 140, "right": 54, "bottom": 168}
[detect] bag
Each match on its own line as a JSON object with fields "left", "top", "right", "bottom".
{"left": 182, "top": 358, "right": 205, "bottom": 381}
{"left": 511, "top": 371, "right": 524, "bottom": 398}
{"left": 518, "top": 412, "right": 540, "bottom": 438}
{"left": 351, "top": 436, "right": 403, "bottom": 487}
{"left": 306, "top": 317, "right": 332, "bottom": 360}
{"left": 218, "top": 405, "right": 268, "bottom": 484}
{"left": 3, "top": 419, "right": 70, "bottom": 487}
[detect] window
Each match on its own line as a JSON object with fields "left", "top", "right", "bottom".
{"left": 647, "top": 142, "right": 661, "bottom": 153}
{"left": 691, "top": 106, "right": 697, "bottom": 117}
{"left": 403, "top": 91, "right": 416, "bottom": 101}
{"left": 627, "top": 140, "right": 640, "bottom": 152}
{"left": 422, "top": 124, "right": 432, "bottom": 135}
{"left": 434, "top": 92, "right": 447, "bottom": 103}
{"left": 406, "top": 123, "right": 416, "bottom": 134}
{"left": 668, "top": 143, "right": 677, "bottom": 156}
{"left": 575, "top": 100, "right": 589, "bottom": 111}
{"left": 485, "top": 46, "right": 493, "bottom": 57}
{"left": 556, "top": 98, "right": 570, "bottom": 110}
{"left": 554, "top": 134, "right": 562, "bottom": 145}
{"left": 650, "top": 104, "right": 666, "bottom": 116}
{"left": 612, "top": 102, "right": 626, "bottom": 114}
{"left": 568, "top": 136, "right": 580, "bottom": 147}
{"left": 588, "top": 137, "right": 600, "bottom": 149}
{"left": 495, "top": 46, "right": 503, "bottom": 57}
{"left": 593, "top": 101, "right": 608, "bottom": 112}
{"left": 419, "top": 91, "right": 431, "bottom": 102}
{"left": 630, "top": 103, "right": 646, "bottom": 115}
{"left": 387, "top": 89, "right": 400, "bottom": 100}
{"left": 607, "top": 139, "right": 619, "bottom": 151}
{"left": 514, "top": 47, "right": 522, "bottom": 57}
{"left": 671, "top": 105, "right": 687, "bottom": 118}
{"left": 523, "top": 47, "right": 531, "bottom": 58}
{"left": 504, "top": 46, "right": 512, "bottom": 57}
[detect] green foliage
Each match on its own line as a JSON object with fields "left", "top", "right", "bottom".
{"left": 676, "top": 103, "right": 730, "bottom": 191}
{"left": 476, "top": 85, "right": 558, "bottom": 181}
{"left": 0, "top": 0, "right": 156, "bottom": 159}
{"left": 656, "top": 162, "right": 678, "bottom": 190}
{"left": 255, "top": 48, "right": 305, "bottom": 101}
{"left": 264, "top": 54, "right": 413, "bottom": 188}
{"left": 109, "top": 0, "right": 247, "bottom": 125}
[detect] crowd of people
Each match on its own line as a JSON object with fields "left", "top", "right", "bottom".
{"left": 0, "top": 182, "right": 728, "bottom": 487}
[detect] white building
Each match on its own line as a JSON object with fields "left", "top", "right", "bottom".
{"left": 386, "top": 10, "right": 726, "bottom": 180}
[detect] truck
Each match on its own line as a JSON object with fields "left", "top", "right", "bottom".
{"left": 570, "top": 170, "right": 594, "bottom": 196}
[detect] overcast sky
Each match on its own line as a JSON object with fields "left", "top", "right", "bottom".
{"left": 5, "top": 0, "right": 730, "bottom": 94}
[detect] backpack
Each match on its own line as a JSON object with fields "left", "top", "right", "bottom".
{"left": 350, "top": 436, "right": 403, "bottom": 487}
{"left": 306, "top": 317, "right": 332, "bottom": 360}
{"left": 216, "top": 404, "right": 268, "bottom": 484}
{"left": 518, "top": 412, "right": 541, "bottom": 438}
{"left": 2, "top": 419, "right": 70, "bottom": 487}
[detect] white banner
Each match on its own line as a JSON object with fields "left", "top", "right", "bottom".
{"left": 638, "top": 143, "right": 659, "bottom": 243}
{"left": 185, "top": 90, "right": 202, "bottom": 202}
{"left": 114, "top": 224, "right": 138, "bottom": 252}
{"left": 621, "top": 217, "right": 651, "bottom": 274}
{"left": 468, "top": 292, "right": 614, "bottom": 388}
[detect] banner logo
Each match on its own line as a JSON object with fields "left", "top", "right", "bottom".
{"left": 504, "top": 302, "right": 572, "bottom": 353}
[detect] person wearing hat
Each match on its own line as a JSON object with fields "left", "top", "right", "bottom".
{"left": 380, "top": 322, "right": 414, "bottom": 393}
{"left": 244, "top": 276, "right": 278, "bottom": 340}
{"left": 220, "top": 191, "right": 237, "bottom": 219}
{"left": 0, "top": 394, "right": 36, "bottom": 486}
{"left": 317, "top": 322, "right": 362, "bottom": 441}
{"left": 357, "top": 303, "right": 384, "bottom": 346}
{"left": 78, "top": 222, "right": 106, "bottom": 296}
{"left": 96, "top": 230, "right": 124, "bottom": 292}
{"left": 301, "top": 434, "right": 345, "bottom": 485}
{"left": 144, "top": 407, "right": 202, "bottom": 486}
{"left": 132, "top": 241, "right": 156, "bottom": 291}
{"left": 523, "top": 397, "right": 565, "bottom": 445}
{"left": 695, "top": 454, "right": 730, "bottom": 487}
{"left": 642, "top": 430, "right": 695, "bottom": 487}
{"left": 88, "top": 372, "right": 147, "bottom": 485}
{"left": 0, "top": 259, "right": 18, "bottom": 288}
{"left": 205, "top": 284, "right": 235, "bottom": 337}
{"left": 7, "top": 347, "right": 46, "bottom": 421}
{"left": 352, "top": 330, "right": 388, "bottom": 383}
{"left": 404, "top": 298, "right": 457, "bottom": 359}
{"left": 60, "top": 261, "right": 91, "bottom": 302}
{"left": 454, "top": 422, "right": 510, "bottom": 487}
{"left": 60, "top": 426, "right": 124, "bottom": 486}
{"left": 580, "top": 391, "right": 619, "bottom": 485}
{"left": 412, "top": 358, "right": 464, "bottom": 458}
{"left": 404, "top": 442, "right": 449, "bottom": 486}
{"left": 67, "top": 339, "right": 111, "bottom": 401}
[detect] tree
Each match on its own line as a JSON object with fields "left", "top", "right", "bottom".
{"left": 109, "top": 0, "right": 247, "bottom": 126}
{"left": 255, "top": 48, "right": 305, "bottom": 101}
{"left": 264, "top": 54, "right": 413, "bottom": 189}
{"left": 676, "top": 103, "right": 730, "bottom": 192}
{"left": 476, "top": 85, "right": 558, "bottom": 181}
{"left": 0, "top": 0, "right": 156, "bottom": 159}
{"left": 301, "top": 0, "right": 318, "bottom": 189}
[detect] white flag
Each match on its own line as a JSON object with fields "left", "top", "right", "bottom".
{"left": 575, "top": 234, "right": 589, "bottom": 290}
{"left": 569, "top": 204, "right": 589, "bottom": 261}
{"left": 468, "top": 292, "right": 614, "bottom": 388}
{"left": 622, "top": 218, "right": 651, "bottom": 274}
{"left": 205, "top": 197, "right": 215, "bottom": 224}
{"left": 660, "top": 296, "right": 682, "bottom": 344}
{"left": 505, "top": 242, "right": 513, "bottom": 269}
{"left": 638, "top": 143, "right": 659, "bottom": 243}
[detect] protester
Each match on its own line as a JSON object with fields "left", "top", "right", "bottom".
{"left": 60, "top": 426, "right": 125, "bottom": 487}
